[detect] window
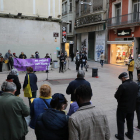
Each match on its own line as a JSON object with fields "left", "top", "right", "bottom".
{"left": 115, "top": 3, "right": 121, "bottom": 24}
{"left": 70, "top": 0, "right": 72, "bottom": 12}
{"left": 133, "top": 0, "right": 140, "bottom": 21}
{"left": 65, "top": 2, "right": 67, "bottom": 14}
{"left": 69, "top": 21, "right": 72, "bottom": 33}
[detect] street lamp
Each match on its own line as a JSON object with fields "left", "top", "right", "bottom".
{"left": 80, "top": 1, "right": 92, "bottom": 6}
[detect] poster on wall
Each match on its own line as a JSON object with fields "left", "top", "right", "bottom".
{"left": 95, "top": 31, "right": 105, "bottom": 61}
{"left": 81, "top": 33, "right": 88, "bottom": 55}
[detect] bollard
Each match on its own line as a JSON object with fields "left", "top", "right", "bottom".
{"left": 92, "top": 68, "right": 98, "bottom": 77}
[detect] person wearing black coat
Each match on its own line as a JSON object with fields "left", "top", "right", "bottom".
{"left": 80, "top": 52, "right": 87, "bottom": 71}
{"left": 19, "top": 52, "right": 27, "bottom": 59}
{"left": 114, "top": 72, "right": 139, "bottom": 140}
{"left": 0, "top": 53, "right": 4, "bottom": 72}
{"left": 35, "top": 93, "right": 68, "bottom": 140}
{"left": 7, "top": 69, "right": 21, "bottom": 96}
{"left": 59, "top": 53, "right": 65, "bottom": 73}
{"left": 23, "top": 67, "right": 38, "bottom": 106}
{"left": 134, "top": 73, "right": 140, "bottom": 131}
{"left": 66, "top": 70, "right": 91, "bottom": 101}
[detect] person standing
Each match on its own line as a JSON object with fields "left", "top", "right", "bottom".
{"left": 0, "top": 53, "right": 4, "bottom": 72}
{"left": 45, "top": 53, "right": 50, "bottom": 73}
{"left": 75, "top": 52, "right": 80, "bottom": 72}
{"left": 35, "top": 93, "right": 68, "bottom": 140}
{"left": 19, "top": 52, "right": 27, "bottom": 59}
{"left": 5, "top": 50, "right": 13, "bottom": 70}
{"left": 66, "top": 70, "right": 91, "bottom": 102}
{"left": 80, "top": 51, "right": 87, "bottom": 71}
{"left": 30, "top": 55, "right": 35, "bottom": 58}
{"left": 23, "top": 67, "right": 38, "bottom": 107}
{"left": 0, "top": 81, "right": 30, "bottom": 140}
{"left": 35, "top": 51, "right": 40, "bottom": 59}
{"left": 134, "top": 73, "right": 140, "bottom": 131}
{"left": 115, "top": 72, "right": 139, "bottom": 140}
{"left": 100, "top": 52, "right": 105, "bottom": 67}
{"left": 13, "top": 53, "right": 18, "bottom": 58}
{"left": 135, "top": 54, "right": 140, "bottom": 78}
{"left": 7, "top": 69, "right": 21, "bottom": 96}
{"left": 128, "top": 58, "right": 135, "bottom": 80}
{"left": 59, "top": 53, "right": 65, "bottom": 73}
{"left": 69, "top": 85, "right": 110, "bottom": 140}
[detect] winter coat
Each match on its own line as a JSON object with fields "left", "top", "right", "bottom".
{"left": 66, "top": 78, "right": 91, "bottom": 101}
{"left": 115, "top": 79, "right": 139, "bottom": 113}
{"left": 29, "top": 97, "right": 52, "bottom": 129}
{"left": 100, "top": 54, "right": 105, "bottom": 60}
{"left": 7, "top": 75, "right": 21, "bottom": 96}
{"left": 35, "top": 108, "right": 69, "bottom": 140}
{"left": 135, "top": 58, "right": 140, "bottom": 70}
{"left": 23, "top": 73, "right": 38, "bottom": 91}
{"left": 80, "top": 54, "right": 87, "bottom": 63}
{"left": 35, "top": 54, "right": 40, "bottom": 59}
{"left": 0, "top": 92, "right": 30, "bottom": 140}
{"left": 19, "top": 54, "right": 27, "bottom": 59}
{"left": 128, "top": 59, "right": 135, "bottom": 72}
{"left": 137, "top": 81, "right": 140, "bottom": 103}
{"left": 59, "top": 55, "right": 65, "bottom": 62}
{"left": 4, "top": 52, "right": 12, "bottom": 60}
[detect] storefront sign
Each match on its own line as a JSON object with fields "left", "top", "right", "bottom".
{"left": 62, "top": 27, "right": 67, "bottom": 43}
{"left": 117, "top": 30, "right": 131, "bottom": 36}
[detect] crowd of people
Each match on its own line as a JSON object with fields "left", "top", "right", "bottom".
{"left": 0, "top": 65, "right": 140, "bottom": 140}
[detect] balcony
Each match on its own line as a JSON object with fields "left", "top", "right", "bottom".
{"left": 108, "top": 12, "right": 140, "bottom": 28}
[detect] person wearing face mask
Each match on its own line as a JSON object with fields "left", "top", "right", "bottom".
{"left": 80, "top": 51, "right": 87, "bottom": 71}
{"left": 114, "top": 72, "right": 139, "bottom": 140}
{"left": 135, "top": 54, "right": 140, "bottom": 79}
{"left": 75, "top": 52, "right": 80, "bottom": 71}
{"left": 128, "top": 58, "right": 135, "bottom": 80}
{"left": 7, "top": 69, "right": 21, "bottom": 96}
{"left": 59, "top": 53, "right": 65, "bottom": 73}
{"left": 35, "top": 51, "right": 40, "bottom": 59}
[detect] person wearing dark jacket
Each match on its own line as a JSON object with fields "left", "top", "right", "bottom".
{"left": 134, "top": 73, "right": 140, "bottom": 131}
{"left": 66, "top": 70, "right": 91, "bottom": 101}
{"left": 23, "top": 67, "right": 38, "bottom": 106}
{"left": 114, "top": 72, "right": 139, "bottom": 140}
{"left": 0, "top": 53, "right": 4, "bottom": 72}
{"left": 59, "top": 53, "right": 65, "bottom": 73}
{"left": 19, "top": 52, "right": 27, "bottom": 59}
{"left": 30, "top": 84, "right": 52, "bottom": 129}
{"left": 7, "top": 69, "right": 21, "bottom": 96}
{"left": 35, "top": 93, "right": 68, "bottom": 140}
{"left": 5, "top": 50, "right": 13, "bottom": 70}
{"left": 75, "top": 52, "right": 80, "bottom": 71}
{"left": 45, "top": 53, "right": 50, "bottom": 73}
{"left": 80, "top": 52, "right": 87, "bottom": 71}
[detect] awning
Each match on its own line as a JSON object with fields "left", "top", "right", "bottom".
{"left": 107, "top": 41, "right": 133, "bottom": 44}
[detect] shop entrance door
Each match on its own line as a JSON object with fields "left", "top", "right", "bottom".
{"left": 88, "top": 32, "right": 95, "bottom": 60}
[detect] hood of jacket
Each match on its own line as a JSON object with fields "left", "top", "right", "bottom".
{"left": 42, "top": 108, "right": 68, "bottom": 130}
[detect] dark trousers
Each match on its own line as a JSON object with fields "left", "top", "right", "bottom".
{"left": 117, "top": 109, "right": 134, "bottom": 139}
{"left": 100, "top": 60, "right": 104, "bottom": 67}
{"left": 19, "top": 136, "right": 25, "bottom": 140}
{"left": 136, "top": 102, "right": 140, "bottom": 129}
{"left": 129, "top": 71, "right": 133, "bottom": 80}
{"left": 81, "top": 62, "right": 86, "bottom": 69}
{"left": 8, "top": 61, "right": 13, "bottom": 70}
{"left": 0, "top": 62, "right": 3, "bottom": 72}
{"left": 59, "top": 62, "right": 64, "bottom": 72}
{"left": 76, "top": 62, "right": 80, "bottom": 71}
{"left": 28, "top": 91, "right": 37, "bottom": 107}
{"left": 137, "top": 70, "right": 140, "bottom": 76}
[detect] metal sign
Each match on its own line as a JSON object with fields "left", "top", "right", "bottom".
{"left": 53, "top": 33, "right": 59, "bottom": 37}
{"left": 62, "top": 27, "right": 67, "bottom": 43}
{"left": 117, "top": 30, "right": 131, "bottom": 36}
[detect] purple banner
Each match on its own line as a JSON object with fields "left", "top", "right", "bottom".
{"left": 14, "top": 58, "right": 51, "bottom": 71}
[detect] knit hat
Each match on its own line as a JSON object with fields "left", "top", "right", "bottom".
{"left": 52, "top": 93, "right": 65, "bottom": 103}
{"left": 9, "top": 69, "right": 18, "bottom": 76}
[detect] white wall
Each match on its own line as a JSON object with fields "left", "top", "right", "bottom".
{"left": 95, "top": 31, "right": 105, "bottom": 61}
{"left": 0, "top": 18, "right": 60, "bottom": 60}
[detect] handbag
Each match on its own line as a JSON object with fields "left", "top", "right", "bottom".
{"left": 24, "top": 74, "right": 32, "bottom": 98}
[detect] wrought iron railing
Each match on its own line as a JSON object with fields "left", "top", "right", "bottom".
{"left": 108, "top": 12, "right": 140, "bottom": 27}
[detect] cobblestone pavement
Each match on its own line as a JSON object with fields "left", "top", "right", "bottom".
{"left": 0, "top": 61, "right": 140, "bottom": 140}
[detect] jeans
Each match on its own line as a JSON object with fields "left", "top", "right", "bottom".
{"left": 129, "top": 71, "right": 133, "bottom": 80}
{"left": 117, "top": 109, "right": 134, "bottom": 139}
{"left": 100, "top": 60, "right": 104, "bottom": 67}
{"left": 81, "top": 62, "right": 86, "bottom": 70}
{"left": 136, "top": 102, "right": 140, "bottom": 129}
{"left": 28, "top": 91, "right": 37, "bottom": 107}
{"left": 59, "top": 62, "right": 64, "bottom": 72}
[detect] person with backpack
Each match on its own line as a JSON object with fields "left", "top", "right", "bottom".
{"left": 29, "top": 84, "right": 52, "bottom": 129}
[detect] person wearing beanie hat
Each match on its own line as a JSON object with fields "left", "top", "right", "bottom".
{"left": 35, "top": 93, "right": 68, "bottom": 140}
{"left": 114, "top": 72, "right": 139, "bottom": 140}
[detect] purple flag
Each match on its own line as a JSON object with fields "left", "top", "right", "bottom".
{"left": 14, "top": 58, "right": 51, "bottom": 71}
